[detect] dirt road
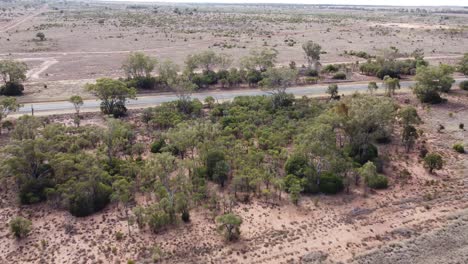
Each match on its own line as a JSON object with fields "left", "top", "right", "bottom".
{"left": 0, "top": 5, "right": 48, "bottom": 33}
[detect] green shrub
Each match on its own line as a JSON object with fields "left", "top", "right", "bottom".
{"left": 453, "top": 143, "right": 465, "bottom": 153}
{"left": 115, "top": 231, "right": 124, "bottom": 241}
{"left": 423, "top": 153, "right": 444, "bottom": 173}
{"left": 305, "top": 77, "right": 319, "bottom": 84}
{"left": 9, "top": 216, "right": 32, "bottom": 239}
{"left": 304, "top": 68, "right": 318, "bottom": 77}
{"left": 126, "top": 76, "right": 160, "bottom": 90}
{"left": 1, "top": 82, "right": 24, "bottom": 96}
{"left": 319, "top": 173, "right": 344, "bottom": 194}
{"left": 150, "top": 138, "right": 166, "bottom": 153}
{"left": 460, "top": 81, "right": 468, "bottom": 91}
{"left": 19, "top": 176, "right": 52, "bottom": 204}
{"left": 68, "top": 182, "right": 112, "bottom": 217}
{"left": 345, "top": 143, "right": 378, "bottom": 165}
{"left": 322, "top": 64, "right": 339, "bottom": 73}
{"left": 285, "top": 154, "right": 309, "bottom": 177}
{"left": 332, "top": 72, "right": 346, "bottom": 80}
{"left": 366, "top": 174, "right": 388, "bottom": 189}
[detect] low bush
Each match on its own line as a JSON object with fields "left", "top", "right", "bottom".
{"left": 453, "top": 143, "right": 465, "bottom": 153}
{"left": 322, "top": 64, "right": 339, "bottom": 73}
{"left": 151, "top": 138, "right": 166, "bottom": 153}
{"left": 9, "top": 216, "right": 32, "bottom": 239}
{"left": 319, "top": 173, "right": 344, "bottom": 194}
{"left": 459, "top": 80, "right": 468, "bottom": 91}
{"left": 366, "top": 174, "right": 388, "bottom": 189}
{"left": 332, "top": 72, "right": 346, "bottom": 80}
{"left": 345, "top": 143, "right": 379, "bottom": 165}
{"left": 1, "top": 82, "right": 24, "bottom": 96}
{"left": 304, "top": 68, "right": 318, "bottom": 77}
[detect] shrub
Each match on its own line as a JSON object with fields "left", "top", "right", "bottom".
{"left": 423, "top": 153, "right": 443, "bottom": 173}
{"left": 304, "top": 68, "right": 318, "bottom": 77}
{"left": 413, "top": 86, "right": 444, "bottom": 104}
{"left": 332, "top": 72, "right": 346, "bottom": 80}
{"left": 205, "top": 150, "right": 226, "bottom": 180}
{"left": 319, "top": 173, "right": 344, "bottom": 194}
{"left": 1, "top": 82, "right": 24, "bottom": 96}
{"left": 460, "top": 80, "right": 468, "bottom": 91}
{"left": 360, "top": 161, "right": 388, "bottom": 189}
{"left": 181, "top": 211, "right": 190, "bottom": 222}
{"left": 127, "top": 76, "right": 159, "bottom": 90}
{"left": 68, "top": 182, "right": 112, "bottom": 217}
{"left": 285, "top": 154, "right": 309, "bottom": 177}
{"left": 345, "top": 143, "right": 378, "bottom": 165}
{"left": 453, "top": 143, "right": 465, "bottom": 153}
{"left": 322, "top": 64, "right": 339, "bottom": 73}
{"left": 305, "top": 77, "right": 318, "bottom": 84}
{"left": 376, "top": 67, "right": 399, "bottom": 79}
{"left": 147, "top": 208, "right": 171, "bottom": 233}
{"left": 150, "top": 138, "right": 166, "bottom": 153}
{"left": 366, "top": 174, "right": 388, "bottom": 189}
{"left": 216, "top": 213, "right": 242, "bottom": 241}
{"left": 115, "top": 231, "right": 124, "bottom": 241}
{"left": 10, "top": 216, "right": 32, "bottom": 239}
{"left": 19, "top": 177, "right": 52, "bottom": 204}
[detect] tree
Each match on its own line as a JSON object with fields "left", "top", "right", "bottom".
{"left": 158, "top": 59, "right": 180, "bottom": 86}
{"left": 423, "top": 153, "right": 443, "bottom": 173}
{"left": 122, "top": 52, "right": 157, "bottom": 79}
{"left": 0, "top": 59, "right": 28, "bottom": 85}
{"left": 458, "top": 53, "right": 468, "bottom": 76}
{"left": 185, "top": 50, "right": 232, "bottom": 73}
{"left": 367, "top": 82, "right": 378, "bottom": 94}
{"left": 144, "top": 152, "right": 177, "bottom": 192}
{"left": 0, "top": 97, "right": 21, "bottom": 133}
{"left": 36, "top": 32, "right": 45, "bottom": 41}
{"left": 49, "top": 153, "right": 112, "bottom": 217}
{"left": 343, "top": 94, "right": 395, "bottom": 148}
{"left": 102, "top": 118, "right": 135, "bottom": 164}
{"left": 326, "top": 84, "right": 339, "bottom": 100}
{"left": 111, "top": 178, "right": 134, "bottom": 235}
{"left": 383, "top": 75, "right": 400, "bottom": 97}
{"left": 302, "top": 41, "right": 322, "bottom": 70}
{"left": 240, "top": 48, "right": 278, "bottom": 71}
{"left": 398, "top": 106, "right": 421, "bottom": 127}
{"left": 204, "top": 96, "right": 215, "bottom": 108}
{"left": 288, "top": 177, "right": 303, "bottom": 205}
{"left": 413, "top": 65, "right": 455, "bottom": 104}
{"left": 9, "top": 216, "right": 32, "bottom": 239}
{"left": 398, "top": 106, "right": 421, "bottom": 152}
{"left": 85, "top": 78, "right": 136, "bottom": 117}
{"left": 260, "top": 67, "right": 298, "bottom": 108}
{"left": 69, "top": 95, "right": 83, "bottom": 116}
{"left": 1, "top": 138, "right": 52, "bottom": 204}
{"left": 216, "top": 213, "right": 242, "bottom": 241}
{"left": 170, "top": 75, "right": 197, "bottom": 114}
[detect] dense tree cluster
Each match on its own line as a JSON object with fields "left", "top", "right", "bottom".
{"left": 0, "top": 89, "right": 405, "bottom": 225}
{"left": 359, "top": 57, "right": 427, "bottom": 79}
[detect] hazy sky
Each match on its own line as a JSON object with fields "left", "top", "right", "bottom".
{"left": 109, "top": 0, "right": 467, "bottom": 6}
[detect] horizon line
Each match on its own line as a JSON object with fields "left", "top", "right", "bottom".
{"left": 96, "top": 0, "right": 468, "bottom": 7}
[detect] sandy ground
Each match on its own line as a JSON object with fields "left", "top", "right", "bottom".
{"left": 1, "top": 90, "right": 467, "bottom": 263}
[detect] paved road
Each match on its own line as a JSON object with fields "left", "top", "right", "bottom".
{"left": 17, "top": 78, "right": 467, "bottom": 115}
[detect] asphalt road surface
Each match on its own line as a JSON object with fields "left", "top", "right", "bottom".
{"left": 17, "top": 79, "right": 467, "bottom": 115}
